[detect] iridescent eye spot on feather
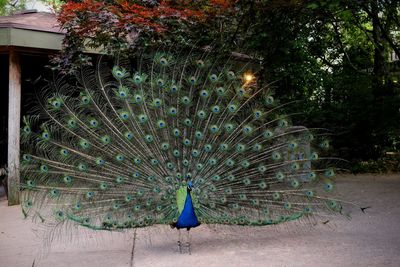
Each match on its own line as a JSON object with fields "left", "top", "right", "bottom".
{"left": 173, "top": 149, "right": 180, "bottom": 157}
{"left": 60, "top": 149, "right": 70, "bottom": 157}
{"left": 23, "top": 125, "right": 31, "bottom": 134}
{"left": 51, "top": 99, "right": 62, "bottom": 109}
{"left": 236, "top": 88, "right": 246, "bottom": 97}
{"left": 157, "top": 79, "right": 164, "bottom": 87}
{"left": 119, "top": 111, "right": 130, "bottom": 120}
{"left": 137, "top": 114, "right": 148, "bottom": 123}
{"left": 156, "top": 120, "right": 166, "bottom": 129}
{"left": 325, "top": 168, "right": 335, "bottom": 177}
{"left": 40, "top": 164, "right": 48, "bottom": 173}
{"left": 49, "top": 188, "right": 60, "bottom": 198}
{"left": 209, "top": 125, "right": 219, "bottom": 134}
{"left": 219, "top": 143, "right": 229, "bottom": 151}
{"left": 224, "top": 123, "right": 235, "bottom": 133}
{"left": 78, "top": 163, "right": 87, "bottom": 172}
{"left": 124, "top": 131, "right": 134, "bottom": 140}
{"left": 326, "top": 200, "right": 338, "bottom": 210}
{"left": 320, "top": 140, "right": 330, "bottom": 150}
{"left": 170, "top": 85, "right": 179, "bottom": 93}
{"left": 241, "top": 160, "right": 250, "bottom": 168}
{"left": 159, "top": 57, "right": 168, "bottom": 66}
{"left": 272, "top": 151, "right": 282, "bottom": 161}
{"left": 55, "top": 210, "right": 64, "bottom": 220}
{"left": 200, "top": 90, "right": 209, "bottom": 98}
{"left": 310, "top": 152, "right": 319, "bottom": 160}
{"left": 209, "top": 74, "right": 218, "bottom": 82}
{"left": 99, "top": 182, "right": 108, "bottom": 190}
{"left": 22, "top": 154, "right": 31, "bottom": 162}
{"left": 195, "top": 131, "right": 203, "bottom": 140}
{"left": 115, "top": 176, "right": 125, "bottom": 184}
{"left": 216, "top": 87, "right": 225, "bottom": 97}
{"left": 63, "top": 175, "right": 72, "bottom": 184}
{"left": 258, "top": 165, "right": 266, "bottom": 173}
{"left": 89, "top": 119, "right": 99, "bottom": 128}
{"left": 166, "top": 162, "right": 174, "bottom": 170}
{"left": 153, "top": 98, "right": 162, "bottom": 107}
{"left": 253, "top": 143, "right": 262, "bottom": 151}
{"left": 225, "top": 159, "right": 235, "bottom": 167}
{"left": 253, "top": 110, "right": 263, "bottom": 120}
{"left": 275, "top": 172, "right": 285, "bottom": 182}
{"left": 101, "top": 135, "right": 111, "bottom": 145}
{"left": 112, "top": 66, "right": 128, "bottom": 80}
{"left": 173, "top": 128, "right": 181, "bottom": 137}
{"left": 259, "top": 182, "right": 267, "bottom": 189}
{"left": 227, "top": 174, "right": 235, "bottom": 181}
{"left": 324, "top": 180, "right": 334, "bottom": 191}
{"left": 181, "top": 96, "right": 191, "bottom": 105}
{"left": 144, "top": 134, "right": 154, "bottom": 143}
{"left": 74, "top": 202, "right": 82, "bottom": 211}
{"left": 161, "top": 142, "right": 170, "bottom": 150}
{"left": 305, "top": 190, "right": 314, "bottom": 197}
{"left": 197, "top": 110, "right": 207, "bottom": 119}
{"left": 227, "top": 70, "right": 235, "bottom": 79}
{"left": 168, "top": 107, "right": 178, "bottom": 116}
{"left": 236, "top": 143, "right": 246, "bottom": 153}
{"left": 26, "top": 180, "right": 36, "bottom": 189}
{"left": 263, "top": 130, "right": 273, "bottom": 139}
{"left": 41, "top": 132, "right": 50, "bottom": 140}
{"left": 86, "top": 191, "right": 94, "bottom": 199}
{"left": 291, "top": 179, "right": 300, "bottom": 188}
{"left": 81, "top": 96, "right": 90, "bottom": 105}
{"left": 208, "top": 158, "right": 217, "bottom": 165}
{"left": 67, "top": 118, "right": 77, "bottom": 129}
{"left": 133, "top": 74, "right": 142, "bottom": 85}
{"left": 192, "top": 149, "right": 200, "bottom": 157}
{"left": 211, "top": 105, "right": 221, "bottom": 114}
{"left": 204, "top": 144, "right": 213, "bottom": 152}
{"left": 288, "top": 141, "right": 298, "bottom": 150}
{"left": 242, "top": 125, "right": 253, "bottom": 135}
{"left": 278, "top": 119, "right": 288, "bottom": 128}
{"left": 265, "top": 95, "right": 274, "bottom": 106}
{"left": 79, "top": 139, "right": 90, "bottom": 149}
{"left": 272, "top": 192, "right": 280, "bottom": 200}
{"left": 183, "top": 139, "right": 191, "bottom": 146}
{"left": 189, "top": 76, "right": 197, "bottom": 85}
{"left": 308, "top": 171, "right": 316, "bottom": 181}
{"left": 184, "top": 118, "right": 192, "bottom": 127}
{"left": 196, "top": 163, "right": 203, "bottom": 170}
{"left": 96, "top": 157, "right": 105, "bottom": 165}
{"left": 227, "top": 104, "right": 237, "bottom": 113}
{"left": 134, "top": 94, "right": 143, "bottom": 104}
{"left": 196, "top": 59, "right": 205, "bottom": 68}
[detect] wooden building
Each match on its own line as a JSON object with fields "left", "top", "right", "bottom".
{"left": 0, "top": 10, "right": 64, "bottom": 205}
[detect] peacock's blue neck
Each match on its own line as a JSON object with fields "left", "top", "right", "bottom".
{"left": 175, "top": 190, "right": 200, "bottom": 230}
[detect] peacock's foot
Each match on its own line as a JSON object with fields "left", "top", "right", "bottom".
{"left": 176, "top": 240, "right": 191, "bottom": 254}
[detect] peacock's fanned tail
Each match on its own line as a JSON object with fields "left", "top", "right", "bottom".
{"left": 20, "top": 47, "right": 342, "bottom": 232}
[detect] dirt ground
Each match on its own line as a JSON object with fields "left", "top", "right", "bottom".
{"left": 0, "top": 174, "right": 399, "bottom": 267}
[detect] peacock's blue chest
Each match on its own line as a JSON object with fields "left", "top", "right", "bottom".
{"left": 175, "top": 192, "right": 200, "bottom": 229}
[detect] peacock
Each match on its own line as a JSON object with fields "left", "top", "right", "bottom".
{"left": 20, "top": 47, "right": 344, "bottom": 254}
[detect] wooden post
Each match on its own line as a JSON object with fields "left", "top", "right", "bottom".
{"left": 7, "top": 48, "right": 21, "bottom": 205}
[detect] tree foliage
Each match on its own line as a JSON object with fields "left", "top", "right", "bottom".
{"left": 52, "top": 0, "right": 400, "bottom": 171}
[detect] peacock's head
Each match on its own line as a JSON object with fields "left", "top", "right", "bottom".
{"left": 187, "top": 181, "right": 194, "bottom": 191}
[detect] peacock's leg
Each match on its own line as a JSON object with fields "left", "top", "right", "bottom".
{"left": 177, "top": 229, "right": 182, "bottom": 253}
{"left": 186, "top": 229, "right": 191, "bottom": 255}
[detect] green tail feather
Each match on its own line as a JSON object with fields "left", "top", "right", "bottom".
{"left": 20, "top": 46, "right": 344, "bottom": 232}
